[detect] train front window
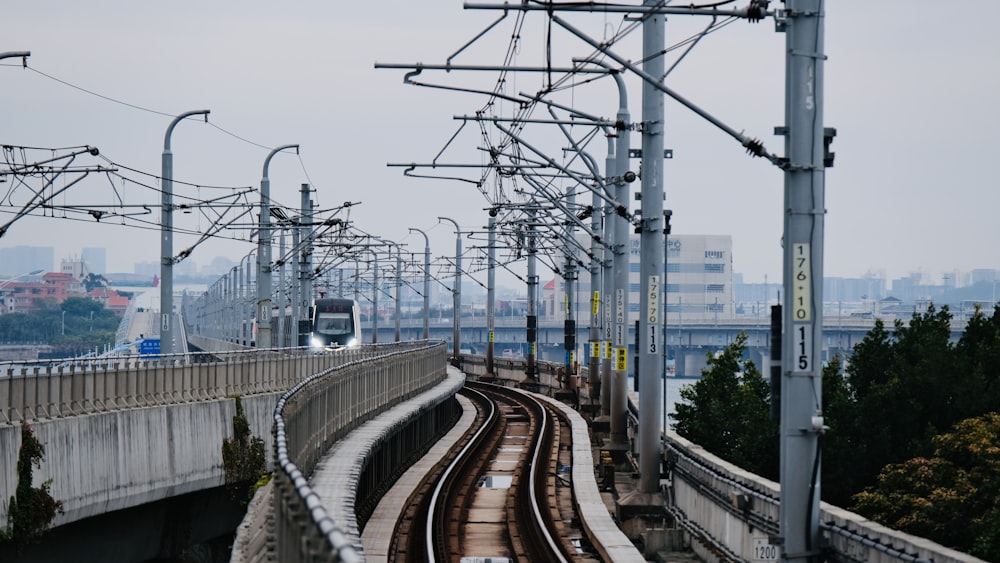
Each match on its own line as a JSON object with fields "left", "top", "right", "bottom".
{"left": 317, "top": 312, "right": 352, "bottom": 336}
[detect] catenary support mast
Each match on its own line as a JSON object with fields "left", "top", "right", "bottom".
{"left": 778, "top": 1, "right": 828, "bottom": 560}
{"left": 637, "top": 0, "right": 666, "bottom": 495}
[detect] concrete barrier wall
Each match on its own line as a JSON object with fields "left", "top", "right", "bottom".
{"left": 0, "top": 393, "right": 278, "bottom": 529}
{"left": 0, "top": 346, "right": 376, "bottom": 425}
{"left": 272, "top": 342, "right": 448, "bottom": 562}
{"left": 0, "top": 342, "right": 431, "bottom": 533}
{"left": 459, "top": 355, "right": 565, "bottom": 389}
{"left": 665, "top": 431, "right": 987, "bottom": 563}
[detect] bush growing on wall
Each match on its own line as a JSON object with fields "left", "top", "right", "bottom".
{"left": 222, "top": 397, "right": 266, "bottom": 503}
{"left": 1, "top": 423, "right": 64, "bottom": 549}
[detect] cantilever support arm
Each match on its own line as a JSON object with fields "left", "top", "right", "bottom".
{"left": 552, "top": 14, "right": 783, "bottom": 166}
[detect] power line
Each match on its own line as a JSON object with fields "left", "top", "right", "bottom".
{"left": 25, "top": 65, "right": 176, "bottom": 118}
{"left": 16, "top": 64, "right": 323, "bottom": 182}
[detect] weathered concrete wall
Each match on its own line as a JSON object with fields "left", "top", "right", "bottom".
{"left": 0, "top": 393, "right": 278, "bottom": 529}
{"left": 665, "top": 430, "right": 987, "bottom": 563}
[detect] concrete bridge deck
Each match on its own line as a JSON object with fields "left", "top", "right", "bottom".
{"left": 0, "top": 341, "right": 988, "bottom": 562}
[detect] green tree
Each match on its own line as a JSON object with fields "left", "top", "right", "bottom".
{"left": 81, "top": 273, "right": 109, "bottom": 292}
{"left": 0, "top": 297, "right": 121, "bottom": 354}
{"left": 954, "top": 304, "right": 1000, "bottom": 414}
{"left": 843, "top": 306, "right": 960, "bottom": 493}
{"left": 672, "top": 332, "right": 778, "bottom": 479}
{"left": 818, "top": 355, "right": 862, "bottom": 506}
{"left": 852, "top": 412, "right": 1000, "bottom": 559}
{"left": 221, "top": 397, "right": 266, "bottom": 503}
{"left": 1, "top": 424, "right": 64, "bottom": 549}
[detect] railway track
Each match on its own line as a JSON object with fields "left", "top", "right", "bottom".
{"left": 390, "top": 382, "right": 596, "bottom": 562}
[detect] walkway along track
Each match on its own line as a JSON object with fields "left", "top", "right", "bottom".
{"left": 390, "top": 382, "right": 592, "bottom": 562}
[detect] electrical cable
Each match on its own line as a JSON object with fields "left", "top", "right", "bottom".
{"left": 24, "top": 65, "right": 176, "bottom": 117}
{"left": 18, "top": 65, "right": 323, "bottom": 188}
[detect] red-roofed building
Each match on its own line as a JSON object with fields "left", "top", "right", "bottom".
{"left": 88, "top": 288, "right": 132, "bottom": 316}
{"left": 1, "top": 271, "right": 131, "bottom": 316}
{"left": 1, "top": 273, "right": 81, "bottom": 313}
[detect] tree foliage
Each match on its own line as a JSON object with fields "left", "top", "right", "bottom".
{"left": 837, "top": 306, "right": 1000, "bottom": 501}
{"left": 830, "top": 304, "right": 1000, "bottom": 556}
{"left": 221, "top": 397, "right": 266, "bottom": 503}
{"left": 672, "top": 332, "right": 778, "bottom": 480}
{"left": 852, "top": 413, "right": 1000, "bottom": 559}
{"left": 669, "top": 303, "right": 1000, "bottom": 556}
{"left": 817, "top": 355, "right": 860, "bottom": 506}
{"left": 1, "top": 424, "right": 64, "bottom": 549}
{"left": 81, "top": 273, "right": 109, "bottom": 293}
{"left": 0, "top": 297, "right": 120, "bottom": 355}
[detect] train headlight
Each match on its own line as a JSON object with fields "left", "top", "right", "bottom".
{"left": 310, "top": 336, "right": 324, "bottom": 349}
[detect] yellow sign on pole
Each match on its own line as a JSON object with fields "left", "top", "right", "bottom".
{"left": 489, "top": 331, "right": 494, "bottom": 342}
{"left": 592, "top": 291, "right": 600, "bottom": 316}
{"left": 591, "top": 342, "right": 599, "bottom": 358}
{"left": 615, "top": 347, "right": 627, "bottom": 371}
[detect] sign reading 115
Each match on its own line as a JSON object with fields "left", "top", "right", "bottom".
{"left": 794, "top": 324, "right": 813, "bottom": 372}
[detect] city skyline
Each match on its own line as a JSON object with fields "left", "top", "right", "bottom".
{"left": 2, "top": 242, "right": 996, "bottom": 297}
{"left": 2, "top": 2, "right": 998, "bottom": 287}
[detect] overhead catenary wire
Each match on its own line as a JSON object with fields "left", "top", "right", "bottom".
{"left": 6, "top": 63, "right": 326, "bottom": 190}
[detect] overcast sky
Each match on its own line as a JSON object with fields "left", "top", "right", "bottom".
{"left": 2, "top": 1, "right": 998, "bottom": 289}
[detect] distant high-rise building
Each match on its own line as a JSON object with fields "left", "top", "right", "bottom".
{"left": 204, "top": 256, "right": 237, "bottom": 276}
{"left": 544, "top": 233, "right": 735, "bottom": 323}
{"left": 0, "top": 246, "right": 54, "bottom": 276}
{"left": 970, "top": 269, "right": 999, "bottom": 284}
{"left": 134, "top": 261, "right": 159, "bottom": 276}
{"left": 81, "top": 247, "right": 107, "bottom": 274}
{"left": 61, "top": 257, "right": 90, "bottom": 280}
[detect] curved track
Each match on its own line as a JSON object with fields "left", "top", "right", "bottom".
{"left": 391, "top": 382, "right": 586, "bottom": 562}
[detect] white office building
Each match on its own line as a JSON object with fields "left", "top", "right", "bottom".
{"left": 543, "top": 234, "right": 734, "bottom": 325}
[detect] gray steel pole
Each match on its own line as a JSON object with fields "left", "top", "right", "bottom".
{"left": 228, "top": 268, "right": 236, "bottom": 343}
{"left": 245, "top": 256, "right": 253, "bottom": 345}
{"left": 637, "top": 1, "right": 665, "bottom": 494}
{"left": 353, "top": 263, "right": 360, "bottom": 304}
{"left": 372, "top": 258, "right": 379, "bottom": 343}
{"left": 779, "top": 2, "right": 827, "bottom": 559}
{"left": 278, "top": 229, "right": 286, "bottom": 347}
{"left": 580, "top": 58, "right": 631, "bottom": 419}
{"left": 611, "top": 86, "right": 632, "bottom": 447}
{"left": 161, "top": 109, "right": 209, "bottom": 355}
{"left": 487, "top": 209, "right": 497, "bottom": 375}
{"left": 526, "top": 207, "right": 538, "bottom": 380}
{"left": 298, "top": 183, "right": 312, "bottom": 347}
{"left": 291, "top": 225, "right": 300, "bottom": 345}
{"left": 395, "top": 246, "right": 402, "bottom": 342}
{"left": 258, "top": 144, "right": 299, "bottom": 349}
{"left": 408, "top": 227, "right": 431, "bottom": 339}
{"left": 233, "top": 266, "right": 240, "bottom": 343}
{"left": 564, "top": 183, "right": 577, "bottom": 378}
{"left": 438, "top": 217, "right": 462, "bottom": 358}
{"left": 602, "top": 141, "right": 616, "bottom": 416}
{"left": 588, "top": 146, "right": 605, "bottom": 401}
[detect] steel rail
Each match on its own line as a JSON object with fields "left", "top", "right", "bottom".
{"left": 425, "top": 386, "right": 498, "bottom": 562}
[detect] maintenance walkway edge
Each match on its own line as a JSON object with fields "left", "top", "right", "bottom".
{"left": 308, "top": 365, "right": 467, "bottom": 557}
